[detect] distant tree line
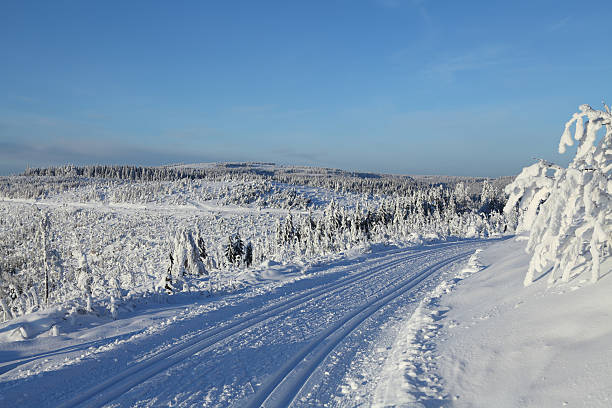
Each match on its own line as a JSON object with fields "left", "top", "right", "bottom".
{"left": 20, "top": 163, "right": 510, "bottom": 198}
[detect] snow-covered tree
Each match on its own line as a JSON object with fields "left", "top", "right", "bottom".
{"left": 505, "top": 104, "right": 611, "bottom": 286}
{"left": 159, "top": 253, "right": 176, "bottom": 294}
{"left": 224, "top": 233, "right": 244, "bottom": 266}
{"left": 172, "top": 228, "right": 207, "bottom": 278}
{"left": 38, "top": 211, "right": 51, "bottom": 306}
{"left": 196, "top": 231, "right": 207, "bottom": 264}
{"left": 76, "top": 251, "right": 93, "bottom": 312}
{"left": 244, "top": 242, "right": 253, "bottom": 267}
{"left": 234, "top": 233, "right": 244, "bottom": 265}
{"left": 478, "top": 180, "right": 505, "bottom": 215}
{"left": 504, "top": 160, "right": 560, "bottom": 233}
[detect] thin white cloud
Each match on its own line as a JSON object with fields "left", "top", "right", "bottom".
{"left": 16, "top": 95, "right": 39, "bottom": 103}
{"left": 547, "top": 16, "right": 570, "bottom": 32}
{"left": 375, "top": 0, "right": 428, "bottom": 8}
{"left": 422, "top": 45, "right": 513, "bottom": 81}
{"left": 231, "top": 104, "right": 278, "bottom": 113}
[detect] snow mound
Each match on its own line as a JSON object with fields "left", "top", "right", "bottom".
{"left": 436, "top": 238, "right": 612, "bottom": 407}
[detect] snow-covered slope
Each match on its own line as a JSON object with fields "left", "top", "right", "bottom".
{"left": 373, "top": 237, "right": 611, "bottom": 407}
{"left": 436, "top": 237, "right": 612, "bottom": 407}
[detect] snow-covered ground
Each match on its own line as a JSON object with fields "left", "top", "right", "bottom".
{"left": 436, "top": 238, "right": 612, "bottom": 408}
{"left": 1, "top": 226, "right": 610, "bottom": 407}
{"left": 0, "top": 238, "right": 491, "bottom": 407}
{"left": 369, "top": 237, "right": 612, "bottom": 408}
{"left": 0, "top": 168, "right": 509, "bottom": 334}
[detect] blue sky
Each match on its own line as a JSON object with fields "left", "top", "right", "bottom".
{"left": 1, "top": 0, "right": 611, "bottom": 177}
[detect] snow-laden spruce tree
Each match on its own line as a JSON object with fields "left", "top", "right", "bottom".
{"left": 171, "top": 228, "right": 207, "bottom": 278}
{"left": 503, "top": 160, "right": 561, "bottom": 234}
{"left": 505, "top": 104, "right": 611, "bottom": 286}
{"left": 76, "top": 251, "right": 94, "bottom": 312}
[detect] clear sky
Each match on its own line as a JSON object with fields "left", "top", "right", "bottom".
{"left": 1, "top": 1, "right": 611, "bottom": 177}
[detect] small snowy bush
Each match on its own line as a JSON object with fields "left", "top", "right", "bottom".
{"left": 505, "top": 104, "right": 611, "bottom": 286}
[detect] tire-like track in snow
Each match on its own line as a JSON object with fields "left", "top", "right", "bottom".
{"left": 55, "top": 241, "right": 482, "bottom": 407}
{"left": 244, "top": 251, "right": 470, "bottom": 408}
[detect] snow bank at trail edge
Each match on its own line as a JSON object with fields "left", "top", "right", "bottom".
{"left": 372, "top": 248, "right": 486, "bottom": 407}
{"left": 437, "top": 237, "right": 611, "bottom": 407}
{"left": 375, "top": 237, "right": 611, "bottom": 407}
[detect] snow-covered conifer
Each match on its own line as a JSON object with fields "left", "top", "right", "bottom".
{"left": 172, "top": 228, "right": 207, "bottom": 277}
{"left": 76, "top": 251, "right": 93, "bottom": 312}
{"left": 244, "top": 242, "right": 253, "bottom": 267}
{"left": 38, "top": 211, "right": 51, "bottom": 306}
{"left": 503, "top": 160, "right": 559, "bottom": 233}
{"left": 507, "top": 104, "right": 611, "bottom": 286}
{"left": 0, "top": 298, "right": 13, "bottom": 321}
{"left": 225, "top": 236, "right": 236, "bottom": 266}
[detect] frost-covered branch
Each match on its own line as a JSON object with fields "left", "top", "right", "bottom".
{"left": 506, "top": 104, "right": 611, "bottom": 286}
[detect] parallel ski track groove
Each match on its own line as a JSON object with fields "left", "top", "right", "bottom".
{"left": 60, "top": 250, "right": 417, "bottom": 407}
{"left": 163, "top": 247, "right": 466, "bottom": 399}
{"left": 246, "top": 251, "right": 471, "bottom": 408}
{"left": 57, "top": 242, "right": 477, "bottom": 407}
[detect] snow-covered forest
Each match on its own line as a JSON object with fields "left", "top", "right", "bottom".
{"left": 0, "top": 165, "right": 511, "bottom": 323}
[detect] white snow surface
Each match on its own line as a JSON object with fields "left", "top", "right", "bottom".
{"left": 434, "top": 238, "right": 612, "bottom": 407}
{"left": 338, "top": 238, "right": 611, "bottom": 408}
{"left": 0, "top": 239, "right": 488, "bottom": 407}
{"left": 1, "top": 236, "right": 610, "bottom": 407}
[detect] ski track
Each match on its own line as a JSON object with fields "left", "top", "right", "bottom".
{"left": 58, "top": 250, "right": 417, "bottom": 407}
{"left": 1, "top": 239, "right": 490, "bottom": 407}
{"left": 246, "top": 252, "right": 470, "bottom": 408}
